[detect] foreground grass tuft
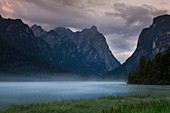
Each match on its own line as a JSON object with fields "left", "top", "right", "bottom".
{"left": 102, "top": 99, "right": 169, "bottom": 113}
{"left": 0, "top": 94, "right": 170, "bottom": 113}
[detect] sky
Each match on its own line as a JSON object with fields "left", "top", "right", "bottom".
{"left": 0, "top": 0, "right": 170, "bottom": 63}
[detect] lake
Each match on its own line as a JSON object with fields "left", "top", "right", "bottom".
{"left": 0, "top": 81, "right": 170, "bottom": 108}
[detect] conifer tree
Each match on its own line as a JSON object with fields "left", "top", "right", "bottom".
{"left": 128, "top": 46, "right": 170, "bottom": 85}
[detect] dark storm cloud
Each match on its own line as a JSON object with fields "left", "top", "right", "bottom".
{"left": 112, "top": 39, "right": 133, "bottom": 51}
{"left": 113, "top": 3, "right": 168, "bottom": 26}
{"left": 107, "top": 34, "right": 137, "bottom": 52}
{"left": 104, "top": 3, "right": 168, "bottom": 35}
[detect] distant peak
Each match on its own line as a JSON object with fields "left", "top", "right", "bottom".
{"left": 31, "top": 24, "right": 46, "bottom": 32}
{"left": 90, "top": 26, "right": 97, "bottom": 31}
{"left": 15, "top": 19, "right": 23, "bottom": 23}
{"left": 32, "top": 24, "right": 38, "bottom": 27}
{"left": 49, "top": 30, "right": 56, "bottom": 34}
{"left": 31, "top": 24, "right": 42, "bottom": 29}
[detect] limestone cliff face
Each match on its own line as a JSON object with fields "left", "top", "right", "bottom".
{"left": 70, "top": 26, "right": 121, "bottom": 74}
{"left": 32, "top": 25, "right": 120, "bottom": 75}
{"left": 31, "top": 25, "right": 47, "bottom": 37}
{"left": 107, "top": 15, "right": 170, "bottom": 77}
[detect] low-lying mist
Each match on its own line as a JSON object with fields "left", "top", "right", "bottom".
{"left": 0, "top": 73, "right": 126, "bottom": 81}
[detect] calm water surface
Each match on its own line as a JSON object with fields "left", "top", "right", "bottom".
{"left": 0, "top": 81, "right": 169, "bottom": 107}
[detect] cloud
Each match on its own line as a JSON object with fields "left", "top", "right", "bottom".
{"left": 0, "top": 0, "right": 14, "bottom": 13}
{"left": 106, "top": 34, "right": 137, "bottom": 55}
{"left": 1, "top": 1, "right": 167, "bottom": 34}
{"left": 116, "top": 51, "right": 134, "bottom": 56}
{"left": 113, "top": 3, "right": 168, "bottom": 26}
{"left": 2, "top": 6, "right": 13, "bottom": 13}
{"left": 9, "top": 0, "right": 96, "bottom": 29}
{"left": 104, "top": 3, "right": 168, "bottom": 36}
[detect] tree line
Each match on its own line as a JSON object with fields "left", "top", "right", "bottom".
{"left": 128, "top": 46, "right": 170, "bottom": 85}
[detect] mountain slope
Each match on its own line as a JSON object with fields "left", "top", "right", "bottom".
{"left": 32, "top": 25, "right": 121, "bottom": 75}
{"left": 31, "top": 25, "right": 91, "bottom": 74}
{"left": 0, "top": 15, "right": 39, "bottom": 55}
{"left": 0, "top": 36, "right": 69, "bottom": 74}
{"left": 0, "top": 15, "right": 69, "bottom": 75}
{"left": 107, "top": 15, "right": 170, "bottom": 77}
{"left": 0, "top": 15, "right": 54, "bottom": 63}
{"left": 72, "top": 26, "right": 121, "bottom": 74}
{"left": 54, "top": 26, "right": 121, "bottom": 75}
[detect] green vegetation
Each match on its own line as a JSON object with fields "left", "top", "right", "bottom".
{"left": 0, "top": 93, "right": 170, "bottom": 113}
{"left": 0, "top": 36, "right": 69, "bottom": 75}
{"left": 128, "top": 46, "right": 170, "bottom": 85}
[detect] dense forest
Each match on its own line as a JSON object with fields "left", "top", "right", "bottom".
{"left": 128, "top": 46, "right": 170, "bottom": 85}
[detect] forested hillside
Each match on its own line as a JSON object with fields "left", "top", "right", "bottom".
{"left": 0, "top": 36, "right": 68, "bottom": 75}
{"left": 128, "top": 46, "right": 170, "bottom": 85}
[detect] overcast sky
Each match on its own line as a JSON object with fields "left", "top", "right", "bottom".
{"left": 0, "top": 0, "right": 170, "bottom": 63}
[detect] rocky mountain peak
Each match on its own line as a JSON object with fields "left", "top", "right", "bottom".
{"left": 153, "top": 14, "right": 170, "bottom": 25}
{"left": 54, "top": 27, "right": 73, "bottom": 37}
{"left": 90, "top": 25, "right": 97, "bottom": 31}
{"left": 72, "top": 26, "right": 121, "bottom": 74}
{"left": 15, "top": 19, "right": 23, "bottom": 24}
{"left": 31, "top": 24, "right": 42, "bottom": 30}
{"left": 31, "top": 24, "right": 47, "bottom": 37}
{"left": 48, "top": 30, "right": 58, "bottom": 35}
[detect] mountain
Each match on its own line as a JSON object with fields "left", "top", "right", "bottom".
{"left": 31, "top": 24, "right": 47, "bottom": 37}
{"left": 0, "top": 35, "right": 69, "bottom": 75}
{"left": 107, "top": 15, "right": 170, "bottom": 77}
{"left": 70, "top": 26, "right": 121, "bottom": 74}
{"left": 0, "top": 15, "right": 54, "bottom": 63}
{"left": 54, "top": 27, "right": 73, "bottom": 37}
{"left": 31, "top": 25, "right": 91, "bottom": 74}
{"left": 0, "top": 15, "right": 39, "bottom": 54}
{"left": 32, "top": 25, "right": 120, "bottom": 75}
{"left": 0, "top": 15, "right": 69, "bottom": 75}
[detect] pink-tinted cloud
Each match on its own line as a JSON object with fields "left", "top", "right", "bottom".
{"left": 1, "top": 0, "right": 14, "bottom": 13}
{"left": 2, "top": 6, "right": 14, "bottom": 13}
